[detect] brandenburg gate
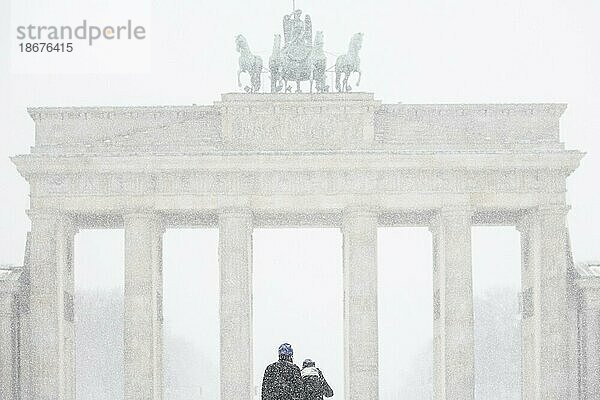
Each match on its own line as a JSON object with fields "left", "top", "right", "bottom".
{"left": 4, "top": 91, "right": 591, "bottom": 399}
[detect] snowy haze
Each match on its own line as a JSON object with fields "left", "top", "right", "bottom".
{"left": 1, "top": 0, "right": 599, "bottom": 398}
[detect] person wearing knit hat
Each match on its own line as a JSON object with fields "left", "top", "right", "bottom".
{"left": 261, "top": 343, "right": 304, "bottom": 400}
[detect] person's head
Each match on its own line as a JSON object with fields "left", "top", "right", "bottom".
{"left": 302, "top": 358, "right": 315, "bottom": 368}
{"left": 278, "top": 343, "right": 293, "bottom": 362}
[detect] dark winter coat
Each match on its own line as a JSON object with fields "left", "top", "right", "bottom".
{"left": 261, "top": 359, "right": 304, "bottom": 400}
{"left": 300, "top": 366, "right": 334, "bottom": 400}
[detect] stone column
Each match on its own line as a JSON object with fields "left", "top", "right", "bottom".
{"left": 517, "top": 213, "right": 538, "bottom": 400}
{"left": 219, "top": 209, "right": 253, "bottom": 400}
{"left": 123, "top": 213, "right": 164, "bottom": 400}
{"left": 26, "top": 210, "right": 76, "bottom": 400}
{"left": 0, "top": 290, "right": 17, "bottom": 399}
{"left": 580, "top": 287, "right": 600, "bottom": 399}
{"left": 518, "top": 206, "right": 571, "bottom": 399}
{"left": 566, "top": 264, "right": 580, "bottom": 400}
{"left": 342, "top": 207, "right": 378, "bottom": 400}
{"left": 430, "top": 207, "right": 474, "bottom": 400}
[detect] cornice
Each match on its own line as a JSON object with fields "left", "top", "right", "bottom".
{"left": 10, "top": 150, "right": 585, "bottom": 178}
{"left": 26, "top": 100, "right": 567, "bottom": 121}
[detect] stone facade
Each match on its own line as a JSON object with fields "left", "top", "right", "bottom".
{"left": 4, "top": 92, "right": 594, "bottom": 399}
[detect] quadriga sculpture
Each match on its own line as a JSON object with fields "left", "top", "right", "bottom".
{"left": 236, "top": 10, "right": 365, "bottom": 94}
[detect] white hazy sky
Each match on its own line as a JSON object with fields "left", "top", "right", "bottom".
{"left": 1, "top": 0, "right": 598, "bottom": 398}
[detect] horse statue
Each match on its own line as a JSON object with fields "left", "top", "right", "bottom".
{"left": 335, "top": 32, "right": 364, "bottom": 92}
{"left": 269, "top": 9, "right": 314, "bottom": 93}
{"left": 235, "top": 34, "right": 263, "bottom": 93}
{"left": 311, "top": 31, "right": 329, "bottom": 93}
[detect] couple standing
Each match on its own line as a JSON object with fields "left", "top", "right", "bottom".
{"left": 261, "top": 343, "right": 334, "bottom": 400}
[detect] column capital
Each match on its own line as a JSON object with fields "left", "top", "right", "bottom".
{"left": 0, "top": 292, "right": 15, "bottom": 317}
{"left": 341, "top": 206, "right": 378, "bottom": 235}
{"left": 537, "top": 204, "right": 571, "bottom": 217}
{"left": 520, "top": 204, "right": 571, "bottom": 218}
{"left": 122, "top": 211, "right": 165, "bottom": 233}
{"left": 0, "top": 268, "right": 23, "bottom": 295}
{"left": 26, "top": 208, "right": 65, "bottom": 223}
{"left": 516, "top": 212, "right": 533, "bottom": 234}
{"left": 429, "top": 205, "right": 474, "bottom": 232}
{"left": 438, "top": 205, "right": 475, "bottom": 217}
{"left": 516, "top": 205, "right": 570, "bottom": 233}
{"left": 26, "top": 208, "right": 60, "bottom": 219}
{"left": 26, "top": 209, "right": 78, "bottom": 234}
{"left": 218, "top": 207, "right": 254, "bottom": 219}
{"left": 578, "top": 282, "right": 600, "bottom": 308}
{"left": 342, "top": 205, "right": 380, "bottom": 217}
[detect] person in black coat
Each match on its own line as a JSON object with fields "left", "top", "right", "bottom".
{"left": 300, "top": 359, "right": 334, "bottom": 400}
{"left": 262, "top": 343, "right": 304, "bottom": 400}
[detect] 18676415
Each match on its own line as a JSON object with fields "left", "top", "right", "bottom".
{"left": 19, "top": 42, "right": 73, "bottom": 53}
